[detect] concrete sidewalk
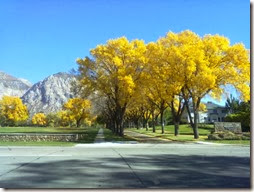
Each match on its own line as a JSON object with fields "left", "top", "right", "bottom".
{"left": 94, "top": 128, "right": 105, "bottom": 143}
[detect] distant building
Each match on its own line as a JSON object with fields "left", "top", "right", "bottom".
{"left": 182, "top": 101, "right": 229, "bottom": 123}
{"left": 205, "top": 102, "right": 229, "bottom": 123}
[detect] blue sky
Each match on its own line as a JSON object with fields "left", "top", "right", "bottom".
{"left": 0, "top": 0, "right": 250, "bottom": 86}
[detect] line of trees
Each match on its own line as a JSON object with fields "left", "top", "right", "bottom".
{"left": 76, "top": 30, "right": 250, "bottom": 139}
{"left": 0, "top": 96, "right": 93, "bottom": 128}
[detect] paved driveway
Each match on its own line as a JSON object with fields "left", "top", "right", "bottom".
{"left": 0, "top": 143, "right": 250, "bottom": 188}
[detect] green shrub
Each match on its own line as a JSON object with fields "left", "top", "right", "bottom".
{"left": 242, "top": 132, "right": 250, "bottom": 137}
{"left": 218, "top": 131, "right": 235, "bottom": 139}
{"left": 241, "top": 136, "right": 250, "bottom": 140}
{"left": 208, "top": 131, "right": 249, "bottom": 140}
{"left": 208, "top": 134, "right": 221, "bottom": 140}
{"left": 46, "top": 113, "right": 60, "bottom": 127}
{"left": 180, "top": 119, "right": 189, "bottom": 124}
{"left": 225, "top": 112, "right": 250, "bottom": 132}
{"left": 241, "top": 132, "right": 250, "bottom": 140}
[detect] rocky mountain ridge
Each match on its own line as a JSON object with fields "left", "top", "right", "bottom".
{"left": 0, "top": 71, "right": 77, "bottom": 116}
{"left": 21, "top": 72, "right": 77, "bottom": 115}
{"left": 0, "top": 71, "right": 32, "bottom": 98}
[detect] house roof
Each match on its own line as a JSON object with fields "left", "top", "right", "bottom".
{"left": 187, "top": 101, "right": 227, "bottom": 111}
{"left": 206, "top": 101, "right": 226, "bottom": 110}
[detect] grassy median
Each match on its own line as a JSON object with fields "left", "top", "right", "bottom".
{"left": 126, "top": 124, "right": 212, "bottom": 141}
{"left": 126, "top": 124, "right": 250, "bottom": 145}
{"left": 103, "top": 128, "right": 135, "bottom": 142}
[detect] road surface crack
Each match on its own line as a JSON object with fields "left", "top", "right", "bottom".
{"left": 111, "top": 148, "right": 145, "bottom": 187}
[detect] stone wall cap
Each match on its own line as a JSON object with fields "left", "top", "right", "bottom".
{"left": 0, "top": 133, "right": 84, "bottom": 136}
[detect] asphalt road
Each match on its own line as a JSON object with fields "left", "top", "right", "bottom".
{"left": 0, "top": 143, "right": 250, "bottom": 189}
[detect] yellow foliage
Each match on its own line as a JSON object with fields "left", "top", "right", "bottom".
{"left": 199, "top": 103, "right": 207, "bottom": 112}
{"left": 85, "top": 119, "right": 92, "bottom": 126}
{"left": 57, "top": 110, "right": 73, "bottom": 126}
{"left": 77, "top": 37, "right": 147, "bottom": 107}
{"left": 63, "top": 98, "right": 91, "bottom": 127}
{"left": 32, "top": 113, "right": 47, "bottom": 126}
{"left": 0, "top": 96, "right": 28, "bottom": 124}
{"left": 156, "top": 30, "right": 250, "bottom": 103}
{"left": 76, "top": 30, "right": 250, "bottom": 131}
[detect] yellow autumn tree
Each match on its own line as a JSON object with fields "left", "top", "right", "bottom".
{"left": 158, "top": 30, "right": 250, "bottom": 139}
{"left": 153, "top": 31, "right": 202, "bottom": 136}
{"left": 57, "top": 110, "right": 73, "bottom": 127}
{"left": 32, "top": 113, "right": 47, "bottom": 126}
{"left": 63, "top": 98, "right": 91, "bottom": 127}
{"left": 75, "top": 31, "right": 249, "bottom": 139}
{"left": 145, "top": 41, "right": 184, "bottom": 134}
{"left": 0, "top": 96, "right": 28, "bottom": 126}
{"left": 143, "top": 84, "right": 169, "bottom": 134}
{"left": 76, "top": 37, "right": 147, "bottom": 136}
{"left": 126, "top": 95, "right": 155, "bottom": 131}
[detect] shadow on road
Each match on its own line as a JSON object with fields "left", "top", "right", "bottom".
{"left": 0, "top": 154, "right": 250, "bottom": 188}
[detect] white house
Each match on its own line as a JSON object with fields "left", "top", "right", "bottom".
{"left": 182, "top": 101, "right": 229, "bottom": 123}
{"left": 205, "top": 101, "right": 229, "bottom": 123}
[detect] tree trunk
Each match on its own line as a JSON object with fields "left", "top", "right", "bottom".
{"left": 76, "top": 118, "right": 82, "bottom": 127}
{"left": 118, "top": 115, "right": 125, "bottom": 136}
{"left": 142, "top": 117, "right": 145, "bottom": 129}
{"left": 119, "top": 123, "right": 124, "bottom": 136}
{"left": 171, "top": 101, "right": 178, "bottom": 136}
{"left": 185, "top": 101, "right": 194, "bottom": 128}
{"left": 193, "top": 111, "right": 199, "bottom": 139}
{"left": 112, "top": 121, "right": 115, "bottom": 133}
{"left": 174, "top": 122, "right": 179, "bottom": 136}
{"left": 161, "top": 111, "right": 164, "bottom": 134}
{"left": 156, "top": 115, "right": 159, "bottom": 125}
{"left": 145, "top": 121, "right": 149, "bottom": 131}
{"left": 135, "top": 119, "right": 139, "bottom": 129}
{"left": 117, "top": 118, "right": 122, "bottom": 136}
{"left": 117, "top": 106, "right": 126, "bottom": 137}
{"left": 114, "top": 121, "right": 118, "bottom": 134}
{"left": 152, "top": 111, "right": 156, "bottom": 133}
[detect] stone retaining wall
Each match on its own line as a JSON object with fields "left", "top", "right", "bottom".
{"left": 0, "top": 133, "right": 86, "bottom": 142}
{"left": 214, "top": 122, "right": 242, "bottom": 133}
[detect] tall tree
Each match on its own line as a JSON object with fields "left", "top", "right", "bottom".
{"left": 145, "top": 40, "right": 184, "bottom": 134}
{"left": 0, "top": 96, "right": 28, "bottom": 126}
{"left": 63, "top": 98, "right": 91, "bottom": 127}
{"left": 32, "top": 113, "right": 47, "bottom": 126}
{"left": 75, "top": 31, "right": 249, "bottom": 139}
{"left": 225, "top": 94, "right": 241, "bottom": 113}
{"left": 76, "top": 37, "right": 147, "bottom": 136}
{"left": 57, "top": 110, "right": 74, "bottom": 127}
{"left": 160, "top": 30, "right": 250, "bottom": 139}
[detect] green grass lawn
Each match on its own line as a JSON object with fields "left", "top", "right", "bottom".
{"left": 126, "top": 124, "right": 213, "bottom": 141}
{"left": 130, "top": 124, "right": 214, "bottom": 135}
{"left": 103, "top": 128, "right": 135, "bottom": 142}
{"left": 126, "top": 124, "right": 250, "bottom": 145}
{"left": 0, "top": 126, "right": 100, "bottom": 146}
{"left": 0, "top": 125, "right": 250, "bottom": 146}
